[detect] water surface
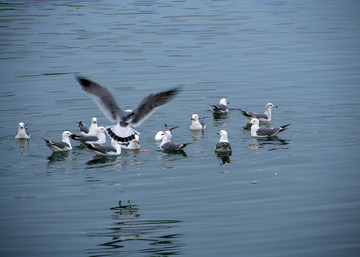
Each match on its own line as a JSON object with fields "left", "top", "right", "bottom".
{"left": 1, "top": 1, "right": 360, "bottom": 256}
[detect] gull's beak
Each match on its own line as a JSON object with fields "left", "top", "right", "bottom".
{"left": 136, "top": 140, "right": 140, "bottom": 144}
{"left": 191, "top": 118, "right": 195, "bottom": 120}
{"left": 71, "top": 133, "right": 76, "bottom": 136}
{"left": 274, "top": 105, "right": 278, "bottom": 108}
{"left": 247, "top": 121, "right": 252, "bottom": 125}
{"left": 227, "top": 101, "right": 230, "bottom": 104}
{"left": 217, "top": 132, "right": 220, "bottom": 135}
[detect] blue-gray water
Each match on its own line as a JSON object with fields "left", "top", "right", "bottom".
{"left": 1, "top": 1, "right": 360, "bottom": 256}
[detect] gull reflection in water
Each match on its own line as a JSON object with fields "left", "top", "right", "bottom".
{"left": 87, "top": 200, "right": 184, "bottom": 256}
{"left": 16, "top": 138, "right": 29, "bottom": 153}
{"left": 249, "top": 137, "right": 289, "bottom": 152}
{"left": 161, "top": 150, "right": 187, "bottom": 169}
{"left": 215, "top": 151, "right": 232, "bottom": 165}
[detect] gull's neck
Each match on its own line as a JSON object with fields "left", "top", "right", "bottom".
{"left": 219, "top": 134, "right": 228, "bottom": 143}
{"left": 62, "top": 135, "right": 71, "bottom": 146}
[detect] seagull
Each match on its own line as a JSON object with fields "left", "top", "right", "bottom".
{"left": 190, "top": 114, "right": 206, "bottom": 130}
{"left": 239, "top": 103, "right": 277, "bottom": 123}
{"left": 160, "top": 130, "right": 191, "bottom": 151}
{"left": 76, "top": 76, "right": 181, "bottom": 143}
{"left": 154, "top": 123, "right": 179, "bottom": 141}
{"left": 15, "top": 122, "right": 31, "bottom": 139}
{"left": 214, "top": 130, "right": 232, "bottom": 152}
{"left": 77, "top": 121, "right": 89, "bottom": 135}
{"left": 42, "top": 131, "right": 72, "bottom": 152}
{"left": 120, "top": 134, "right": 140, "bottom": 150}
{"left": 211, "top": 98, "right": 229, "bottom": 113}
{"left": 71, "top": 126, "right": 107, "bottom": 145}
{"left": 86, "top": 139, "right": 121, "bottom": 156}
{"left": 248, "top": 118, "right": 290, "bottom": 137}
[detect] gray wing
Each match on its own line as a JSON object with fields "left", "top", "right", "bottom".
{"left": 256, "top": 127, "right": 280, "bottom": 137}
{"left": 72, "top": 134, "right": 99, "bottom": 143}
{"left": 78, "top": 121, "right": 89, "bottom": 133}
{"left": 76, "top": 76, "right": 125, "bottom": 122}
{"left": 199, "top": 118, "right": 206, "bottom": 128}
{"left": 131, "top": 87, "right": 181, "bottom": 127}
{"left": 213, "top": 104, "right": 227, "bottom": 111}
{"left": 215, "top": 142, "right": 232, "bottom": 150}
{"left": 51, "top": 141, "right": 70, "bottom": 149}
{"left": 240, "top": 109, "right": 268, "bottom": 119}
{"left": 253, "top": 113, "right": 268, "bottom": 119}
{"left": 87, "top": 143, "right": 116, "bottom": 154}
{"left": 161, "top": 142, "right": 190, "bottom": 150}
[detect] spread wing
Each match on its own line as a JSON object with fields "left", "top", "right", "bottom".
{"left": 130, "top": 87, "right": 181, "bottom": 127}
{"left": 76, "top": 76, "right": 125, "bottom": 122}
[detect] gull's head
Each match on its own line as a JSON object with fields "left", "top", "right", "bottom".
{"left": 134, "top": 134, "right": 140, "bottom": 144}
{"left": 98, "top": 126, "right": 106, "bottom": 133}
{"left": 191, "top": 114, "right": 199, "bottom": 121}
{"left": 91, "top": 117, "right": 97, "bottom": 124}
{"left": 266, "top": 103, "right": 277, "bottom": 109}
{"left": 248, "top": 118, "right": 259, "bottom": 126}
{"left": 217, "top": 130, "right": 228, "bottom": 136}
{"left": 162, "top": 130, "right": 172, "bottom": 139}
{"left": 220, "top": 98, "right": 229, "bottom": 105}
{"left": 63, "top": 131, "right": 72, "bottom": 137}
{"left": 18, "top": 122, "right": 25, "bottom": 129}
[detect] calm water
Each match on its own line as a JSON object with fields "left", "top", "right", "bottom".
{"left": 1, "top": 0, "right": 360, "bottom": 256}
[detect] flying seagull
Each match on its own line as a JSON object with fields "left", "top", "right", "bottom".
{"left": 76, "top": 76, "right": 181, "bottom": 143}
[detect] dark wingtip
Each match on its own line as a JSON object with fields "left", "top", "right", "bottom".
{"left": 75, "top": 75, "right": 92, "bottom": 89}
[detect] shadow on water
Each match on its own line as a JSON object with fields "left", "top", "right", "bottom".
{"left": 215, "top": 151, "right": 232, "bottom": 165}
{"left": 249, "top": 137, "right": 290, "bottom": 152}
{"left": 87, "top": 200, "right": 184, "bottom": 257}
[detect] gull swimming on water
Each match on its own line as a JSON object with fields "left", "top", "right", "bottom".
{"left": 71, "top": 126, "right": 107, "bottom": 145}
{"left": 15, "top": 122, "right": 31, "bottom": 139}
{"left": 86, "top": 139, "right": 121, "bottom": 156}
{"left": 160, "top": 130, "right": 191, "bottom": 151}
{"left": 214, "top": 130, "right": 232, "bottom": 152}
{"left": 211, "top": 98, "right": 229, "bottom": 113}
{"left": 248, "top": 118, "right": 290, "bottom": 137}
{"left": 239, "top": 103, "right": 277, "bottom": 123}
{"left": 189, "top": 114, "right": 206, "bottom": 130}
{"left": 76, "top": 76, "right": 181, "bottom": 143}
{"left": 42, "top": 131, "right": 72, "bottom": 152}
{"left": 154, "top": 124, "right": 179, "bottom": 141}
{"left": 77, "top": 117, "right": 98, "bottom": 136}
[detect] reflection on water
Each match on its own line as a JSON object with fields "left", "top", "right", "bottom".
{"left": 190, "top": 130, "right": 204, "bottom": 140}
{"left": 215, "top": 151, "right": 232, "bottom": 165}
{"left": 86, "top": 155, "right": 123, "bottom": 169}
{"left": 47, "top": 151, "right": 72, "bottom": 163}
{"left": 249, "top": 137, "right": 289, "bottom": 152}
{"left": 161, "top": 150, "right": 188, "bottom": 169}
{"left": 16, "top": 138, "right": 29, "bottom": 153}
{"left": 87, "top": 200, "right": 184, "bottom": 256}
